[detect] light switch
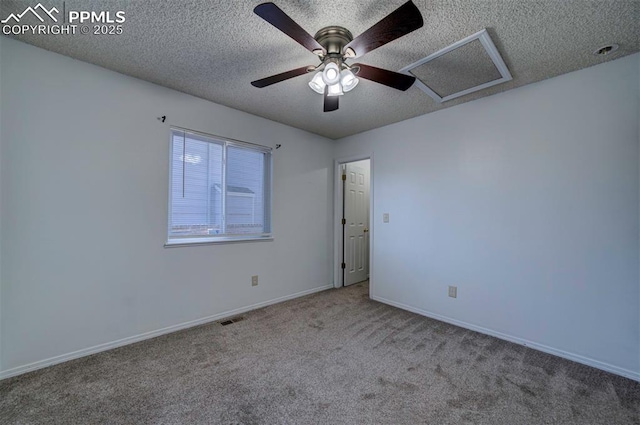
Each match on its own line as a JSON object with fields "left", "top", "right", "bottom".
{"left": 383, "top": 213, "right": 389, "bottom": 223}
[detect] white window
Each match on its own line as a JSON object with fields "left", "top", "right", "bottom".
{"left": 166, "top": 128, "right": 272, "bottom": 245}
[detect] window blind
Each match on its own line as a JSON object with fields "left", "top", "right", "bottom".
{"left": 168, "top": 129, "right": 272, "bottom": 244}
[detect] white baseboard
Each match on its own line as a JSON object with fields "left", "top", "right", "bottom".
{"left": 0, "top": 284, "right": 333, "bottom": 381}
{"left": 371, "top": 295, "right": 640, "bottom": 382}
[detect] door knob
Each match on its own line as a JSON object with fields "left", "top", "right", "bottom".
{"left": 363, "top": 228, "right": 369, "bottom": 233}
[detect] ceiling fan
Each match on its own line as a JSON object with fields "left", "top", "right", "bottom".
{"left": 251, "top": 1, "right": 424, "bottom": 112}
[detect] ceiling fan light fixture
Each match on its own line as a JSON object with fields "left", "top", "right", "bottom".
{"left": 308, "top": 72, "right": 326, "bottom": 94}
{"left": 322, "top": 62, "right": 341, "bottom": 85}
{"left": 340, "top": 69, "right": 359, "bottom": 92}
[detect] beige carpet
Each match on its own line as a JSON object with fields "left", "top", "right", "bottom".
{"left": 1, "top": 281, "right": 638, "bottom": 424}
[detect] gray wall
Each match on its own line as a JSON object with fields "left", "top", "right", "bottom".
{"left": 0, "top": 37, "right": 335, "bottom": 376}
{"left": 335, "top": 53, "right": 640, "bottom": 379}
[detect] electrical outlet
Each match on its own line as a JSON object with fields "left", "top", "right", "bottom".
{"left": 448, "top": 286, "right": 457, "bottom": 298}
{"left": 251, "top": 275, "right": 258, "bottom": 286}
{"left": 383, "top": 213, "right": 390, "bottom": 223}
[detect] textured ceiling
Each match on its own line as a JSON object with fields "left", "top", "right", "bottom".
{"left": 2, "top": 0, "right": 638, "bottom": 139}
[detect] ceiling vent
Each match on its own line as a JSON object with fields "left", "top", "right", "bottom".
{"left": 400, "top": 29, "right": 512, "bottom": 103}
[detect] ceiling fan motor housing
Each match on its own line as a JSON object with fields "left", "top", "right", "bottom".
{"left": 314, "top": 26, "right": 353, "bottom": 58}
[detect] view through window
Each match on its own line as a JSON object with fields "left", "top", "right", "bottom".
{"left": 167, "top": 128, "right": 272, "bottom": 244}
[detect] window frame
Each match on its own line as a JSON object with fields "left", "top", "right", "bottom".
{"left": 165, "top": 127, "right": 273, "bottom": 247}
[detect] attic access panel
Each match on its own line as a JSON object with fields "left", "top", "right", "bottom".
{"left": 400, "top": 29, "right": 512, "bottom": 103}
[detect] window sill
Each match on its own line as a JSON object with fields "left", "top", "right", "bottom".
{"left": 164, "top": 236, "right": 274, "bottom": 248}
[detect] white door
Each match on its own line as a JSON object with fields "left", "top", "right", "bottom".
{"left": 343, "top": 160, "right": 369, "bottom": 286}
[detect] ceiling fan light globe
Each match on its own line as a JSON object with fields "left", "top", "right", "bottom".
{"left": 322, "top": 63, "right": 341, "bottom": 85}
{"left": 327, "top": 82, "right": 344, "bottom": 96}
{"left": 341, "top": 70, "right": 359, "bottom": 92}
{"left": 308, "top": 72, "right": 326, "bottom": 94}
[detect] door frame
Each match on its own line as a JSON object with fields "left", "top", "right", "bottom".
{"left": 333, "top": 154, "right": 374, "bottom": 293}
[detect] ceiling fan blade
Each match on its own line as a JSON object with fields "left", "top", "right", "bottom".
{"left": 343, "top": 1, "right": 423, "bottom": 59}
{"left": 324, "top": 88, "right": 339, "bottom": 112}
{"left": 353, "top": 64, "right": 416, "bottom": 91}
{"left": 254, "top": 3, "right": 325, "bottom": 55}
{"left": 251, "top": 66, "right": 312, "bottom": 88}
